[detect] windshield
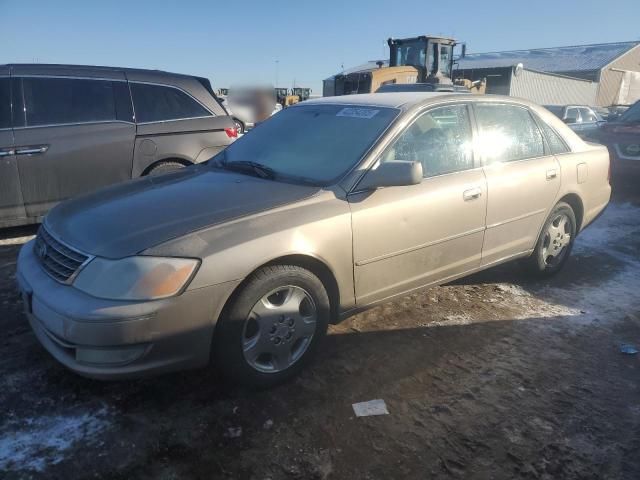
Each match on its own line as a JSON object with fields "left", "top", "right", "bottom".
{"left": 620, "top": 101, "right": 640, "bottom": 123}
{"left": 217, "top": 104, "right": 399, "bottom": 185}
{"left": 394, "top": 40, "right": 428, "bottom": 69}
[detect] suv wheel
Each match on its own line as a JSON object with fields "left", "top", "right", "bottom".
{"left": 146, "top": 160, "right": 186, "bottom": 176}
{"left": 214, "top": 265, "right": 330, "bottom": 388}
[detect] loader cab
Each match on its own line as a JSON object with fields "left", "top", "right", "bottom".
{"left": 388, "top": 35, "right": 457, "bottom": 84}
{"left": 291, "top": 87, "right": 312, "bottom": 102}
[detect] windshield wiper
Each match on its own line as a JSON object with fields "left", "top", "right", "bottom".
{"left": 222, "top": 160, "right": 276, "bottom": 180}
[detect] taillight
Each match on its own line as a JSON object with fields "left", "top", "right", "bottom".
{"left": 225, "top": 127, "right": 238, "bottom": 138}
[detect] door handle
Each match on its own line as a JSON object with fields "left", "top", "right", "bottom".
{"left": 0, "top": 149, "right": 15, "bottom": 157}
{"left": 546, "top": 169, "right": 558, "bottom": 180}
{"left": 15, "top": 145, "right": 48, "bottom": 155}
{"left": 463, "top": 187, "right": 482, "bottom": 201}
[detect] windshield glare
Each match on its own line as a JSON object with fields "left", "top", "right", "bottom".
{"left": 218, "top": 104, "right": 399, "bottom": 185}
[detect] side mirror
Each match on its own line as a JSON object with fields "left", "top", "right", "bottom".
{"left": 357, "top": 161, "right": 423, "bottom": 191}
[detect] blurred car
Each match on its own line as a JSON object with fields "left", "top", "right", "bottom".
{"left": 0, "top": 64, "right": 237, "bottom": 229}
{"left": 224, "top": 86, "right": 278, "bottom": 133}
{"left": 17, "top": 93, "right": 610, "bottom": 387}
{"left": 544, "top": 105, "right": 604, "bottom": 140}
{"left": 592, "top": 100, "right": 640, "bottom": 175}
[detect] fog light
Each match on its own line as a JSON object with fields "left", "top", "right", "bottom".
{"left": 75, "top": 344, "right": 147, "bottom": 365}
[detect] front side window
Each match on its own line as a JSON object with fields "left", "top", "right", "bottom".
{"left": 131, "top": 83, "right": 211, "bottom": 123}
{"left": 218, "top": 104, "right": 399, "bottom": 185}
{"left": 0, "top": 78, "right": 9, "bottom": 129}
{"left": 380, "top": 104, "right": 473, "bottom": 178}
{"left": 22, "top": 77, "right": 117, "bottom": 126}
{"left": 475, "top": 104, "right": 545, "bottom": 163}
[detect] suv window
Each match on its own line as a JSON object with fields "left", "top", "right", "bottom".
{"left": 0, "top": 78, "right": 10, "bottom": 129}
{"left": 579, "top": 107, "right": 598, "bottom": 123}
{"left": 131, "top": 83, "right": 211, "bottom": 123}
{"left": 564, "top": 107, "right": 580, "bottom": 124}
{"left": 475, "top": 104, "right": 545, "bottom": 163}
{"left": 381, "top": 104, "right": 473, "bottom": 177}
{"left": 22, "top": 77, "right": 118, "bottom": 126}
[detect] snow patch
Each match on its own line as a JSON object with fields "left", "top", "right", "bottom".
{"left": 0, "top": 407, "right": 111, "bottom": 472}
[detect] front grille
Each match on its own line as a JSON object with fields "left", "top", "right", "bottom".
{"left": 34, "top": 226, "right": 90, "bottom": 283}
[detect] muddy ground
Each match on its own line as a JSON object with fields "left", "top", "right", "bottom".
{"left": 1, "top": 179, "right": 639, "bottom": 480}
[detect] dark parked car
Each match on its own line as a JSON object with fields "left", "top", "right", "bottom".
{"left": 0, "top": 64, "right": 237, "bottom": 228}
{"left": 592, "top": 99, "right": 640, "bottom": 175}
{"left": 544, "top": 105, "right": 604, "bottom": 140}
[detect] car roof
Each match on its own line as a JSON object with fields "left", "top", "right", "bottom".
{"left": 303, "top": 92, "right": 529, "bottom": 111}
{"left": 303, "top": 92, "right": 466, "bottom": 110}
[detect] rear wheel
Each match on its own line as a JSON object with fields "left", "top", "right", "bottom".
{"left": 145, "top": 160, "right": 186, "bottom": 176}
{"left": 233, "top": 118, "right": 245, "bottom": 134}
{"left": 524, "top": 202, "right": 576, "bottom": 277}
{"left": 214, "top": 265, "right": 330, "bottom": 388}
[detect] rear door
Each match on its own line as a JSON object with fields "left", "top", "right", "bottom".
{"left": 0, "top": 71, "right": 27, "bottom": 223}
{"left": 129, "top": 81, "right": 234, "bottom": 176}
{"left": 475, "top": 102, "right": 560, "bottom": 265}
{"left": 12, "top": 71, "right": 135, "bottom": 217}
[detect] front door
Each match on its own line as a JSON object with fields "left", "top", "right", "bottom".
{"left": 0, "top": 74, "right": 26, "bottom": 223}
{"left": 349, "top": 104, "right": 487, "bottom": 305}
{"left": 473, "top": 103, "right": 560, "bottom": 265}
{"left": 12, "top": 76, "right": 135, "bottom": 217}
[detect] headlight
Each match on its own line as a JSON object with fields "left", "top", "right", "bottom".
{"left": 73, "top": 256, "right": 200, "bottom": 301}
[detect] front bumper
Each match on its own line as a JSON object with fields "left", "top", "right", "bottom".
{"left": 17, "top": 240, "right": 239, "bottom": 380}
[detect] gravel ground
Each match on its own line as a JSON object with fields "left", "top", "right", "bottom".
{"left": 1, "top": 180, "right": 639, "bottom": 480}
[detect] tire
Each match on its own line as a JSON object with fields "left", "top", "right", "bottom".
{"left": 233, "top": 118, "right": 245, "bottom": 133}
{"left": 146, "top": 160, "right": 186, "bottom": 176}
{"left": 523, "top": 201, "right": 577, "bottom": 277}
{"left": 214, "top": 265, "right": 330, "bottom": 388}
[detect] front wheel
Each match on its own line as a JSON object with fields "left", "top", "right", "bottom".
{"left": 524, "top": 202, "right": 577, "bottom": 277}
{"left": 214, "top": 265, "right": 330, "bottom": 388}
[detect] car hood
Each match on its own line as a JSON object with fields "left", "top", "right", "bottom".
{"left": 45, "top": 166, "right": 320, "bottom": 258}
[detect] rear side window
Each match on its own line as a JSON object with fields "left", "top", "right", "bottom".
{"left": 0, "top": 78, "right": 10, "bottom": 129}
{"left": 130, "top": 83, "right": 211, "bottom": 123}
{"left": 474, "top": 104, "right": 545, "bottom": 163}
{"left": 537, "top": 118, "right": 570, "bottom": 155}
{"left": 22, "top": 77, "right": 118, "bottom": 126}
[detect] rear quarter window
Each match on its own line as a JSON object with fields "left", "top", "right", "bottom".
{"left": 537, "top": 117, "right": 571, "bottom": 155}
{"left": 130, "top": 83, "right": 211, "bottom": 123}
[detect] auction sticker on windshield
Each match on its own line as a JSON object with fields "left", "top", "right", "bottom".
{"left": 336, "top": 107, "right": 380, "bottom": 119}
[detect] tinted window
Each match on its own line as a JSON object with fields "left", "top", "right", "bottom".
{"left": 381, "top": 104, "right": 473, "bottom": 177}
{"left": 218, "top": 104, "right": 399, "bottom": 185}
{"left": 0, "top": 78, "right": 9, "bottom": 129}
{"left": 131, "top": 83, "right": 211, "bottom": 123}
{"left": 113, "top": 82, "right": 134, "bottom": 122}
{"left": 537, "top": 118, "right": 570, "bottom": 155}
{"left": 22, "top": 77, "right": 118, "bottom": 126}
{"left": 475, "top": 104, "right": 545, "bottom": 163}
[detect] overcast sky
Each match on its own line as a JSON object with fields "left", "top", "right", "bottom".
{"left": 2, "top": 0, "right": 639, "bottom": 94}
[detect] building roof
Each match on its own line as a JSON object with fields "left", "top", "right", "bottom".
{"left": 456, "top": 41, "right": 640, "bottom": 72}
